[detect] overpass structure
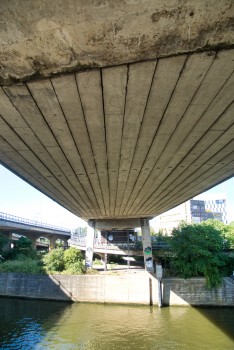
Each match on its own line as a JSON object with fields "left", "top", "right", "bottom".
{"left": 0, "top": 212, "right": 71, "bottom": 249}
{"left": 0, "top": 0, "right": 234, "bottom": 270}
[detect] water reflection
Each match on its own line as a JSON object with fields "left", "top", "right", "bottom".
{"left": 0, "top": 298, "right": 233, "bottom": 349}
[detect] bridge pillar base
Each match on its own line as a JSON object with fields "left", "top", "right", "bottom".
{"left": 141, "top": 218, "right": 153, "bottom": 273}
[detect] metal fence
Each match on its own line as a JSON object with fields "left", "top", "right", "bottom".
{"left": 69, "top": 236, "right": 171, "bottom": 251}
{"left": 0, "top": 211, "right": 71, "bottom": 233}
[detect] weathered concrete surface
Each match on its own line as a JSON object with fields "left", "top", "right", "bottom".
{"left": 161, "top": 277, "right": 223, "bottom": 306}
{"left": 0, "top": 2, "right": 234, "bottom": 221}
{"left": 0, "top": 0, "right": 234, "bottom": 85}
{"left": 0, "top": 272, "right": 233, "bottom": 306}
{"left": 1, "top": 49, "right": 234, "bottom": 221}
{"left": 0, "top": 272, "right": 150, "bottom": 304}
{"left": 94, "top": 218, "right": 142, "bottom": 229}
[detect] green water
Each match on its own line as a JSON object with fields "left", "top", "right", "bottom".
{"left": 0, "top": 298, "right": 234, "bottom": 349}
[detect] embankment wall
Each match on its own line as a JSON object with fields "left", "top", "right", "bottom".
{"left": 0, "top": 272, "right": 233, "bottom": 306}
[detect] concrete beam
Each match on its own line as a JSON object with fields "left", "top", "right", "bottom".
{"left": 94, "top": 219, "right": 142, "bottom": 230}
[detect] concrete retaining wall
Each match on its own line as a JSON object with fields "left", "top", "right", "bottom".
{"left": 162, "top": 278, "right": 223, "bottom": 306}
{"left": 0, "top": 272, "right": 233, "bottom": 306}
{"left": 0, "top": 272, "right": 150, "bottom": 304}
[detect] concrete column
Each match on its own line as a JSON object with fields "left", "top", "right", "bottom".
{"left": 63, "top": 237, "right": 68, "bottom": 248}
{"left": 50, "top": 236, "right": 57, "bottom": 249}
{"left": 25, "top": 235, "right": 39, "bottom": 250}
{"left": 85, "top": 220, "right": 95, "bottom": 269}
{"left": 141, "top": 218, "right": 153, "bottom": 272}
{"left": 31, "top": 237, "right": 38, "bottom": 250}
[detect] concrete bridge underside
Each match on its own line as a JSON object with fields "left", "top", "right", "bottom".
{"left": 0, "top": 49, "right": 234, "bottom": 221}
{"left": 1, "top": 1, "right": 234, "bottom": 222}
{"left": 1, "top": 0, "right": 234, "bottom": 270}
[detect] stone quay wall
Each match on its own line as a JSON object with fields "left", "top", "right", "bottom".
{"left": 0, "top": 272, "right": 233, "bottom": 306}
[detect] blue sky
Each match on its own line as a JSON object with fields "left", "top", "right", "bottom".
{"left": 0, "top": 164, "right": 233, "bottom": 229}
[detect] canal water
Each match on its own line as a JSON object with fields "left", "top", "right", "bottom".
{"left": 0, "top": 298, "right": 234, "bottom": 349}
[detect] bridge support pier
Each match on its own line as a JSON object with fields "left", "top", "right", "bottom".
{"left": 141, "top": 218, "right": 153, "bottom": 273}
{"left": 25, "top": 234, "right": 41, "bottom": 250}
{"left": 31, "top": 237, "right": 37, "bottom": 250}
{"left": 63, "top": 237, "right": 69, "bottom": 248}
{"left": 49, "top": 236, "right": 57, "bottom": 249}
{"left": 85, "top": 220, "right": 95, "bottom": 269}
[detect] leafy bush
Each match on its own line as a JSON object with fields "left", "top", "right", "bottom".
{"left": 0, "top": 258, "right": 45, "bottom": 274}
{"left": 63, "top": 247, "right": 83, "bottom": 269}
{"left": 109, "top": 262, "right": 117, "bottom": 271}
{"left": 93, "top": 258, "right": 103, "bottom": 265}
{"left": 3, "top": 236, "right": 38, "bottom": 260}
{"left": 0, "top": 234, "right": 9, "bottom": 255}
{"left": 218, "top": 254, "right": 234, "bottom": 277}
{"left": 169, "top": 222, "right": 228, "bottom": 288}
{"left": 43, "top": 248, "right": 65, "bottom": 272}
{"left": 64, "top": 261, "right": 85, "bottom": 275}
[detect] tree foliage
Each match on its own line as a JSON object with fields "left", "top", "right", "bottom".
{"left": 43, "top": 247, "right": 65, "bottom": 272}
{"left": 63, "top": 247, "right": 83, "bottom": 269}
{"left": 169, "top": 221, "right": 233, "bottom": 288}
{"left": 150, "top": 226, "right": 157, "bottom": 236}
{"left": 199, "top": 219, "right": 234, "bottom": 248}
{"left": 0, "top": 257, "right": 45, "bottom": 274}
{"left": 3, "top": 236, "right": 38, "bottom": 260}
{"left": 0, "top": 234, "right": 9, "bottom": 255}
{"left": 42, "top": 247, "right": 84, "bottom": 274}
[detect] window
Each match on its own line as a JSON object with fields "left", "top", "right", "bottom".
{"left": 216, "top": 199, "right": 225, "bottom": 204}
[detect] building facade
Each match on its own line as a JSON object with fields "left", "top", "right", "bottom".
{"left": 159, "top": 192, "right": 228, "bottom": 234}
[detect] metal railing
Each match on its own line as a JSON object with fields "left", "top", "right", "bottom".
{"left": 69, "top": 236, "right": 171, "bottom": 250}
{"left": 0, "top": 212, "right": 71, "bottom": 233}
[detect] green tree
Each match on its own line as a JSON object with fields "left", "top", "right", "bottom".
{"left": 150, "top": 226, "right": 157, "bottom": 236}
{"left": 43, "top": 248, "right": 65, "bottom": 272}
{"left": 63, "top": 247, "right": 83, "bottom": 269}
{"left": 0, "top": 234, "right": 9, "bottom": 255}
{"left": 225, "top": 221, "right": 234, "bottom": 247}
{"left": 3, "top": 236, "right": 38, "bottom": 260}
{"left": 169, "top": 222, "right": 228, "bottom": 288}
{"left": 82, "top": 227, "right": 87, "bottom": 233}
{"left": 14, "top": 236, "right": 33, "bottom": 250}
{"left": 200, "top": 219, "right": 229, "bottom": 235}
{"left": 200, "top": 219, "right": 234, "bottom": 248}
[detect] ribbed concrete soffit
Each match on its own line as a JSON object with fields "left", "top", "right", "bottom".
{"left": 0, "top": 50, "right": 234, "bottom": 221}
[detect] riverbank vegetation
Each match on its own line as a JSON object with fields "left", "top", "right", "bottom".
{"left": 154, "top": 220, "right": 234, "bottom": 288}
{"left": 0, "top": 237, "right": 86, "bottom": 275}
{"left": 1, "top": 220, "right": 234, "bottom": 287}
